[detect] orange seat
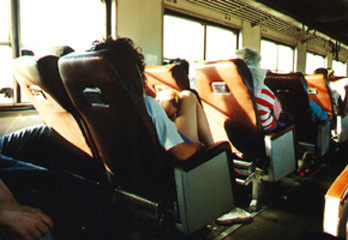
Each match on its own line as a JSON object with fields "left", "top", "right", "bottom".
{"left": 196, "top": 60, "right": 296, "bottom": 173}
{"left": 196, "top": 59, "right": 296, "bottom": 211}
{"left": 12, "top": 55, "right": 93, "bottom": 157}
{"left": 265, "top": 72, "right": 331, "bottom": 156}
{"left": 145, "top": 64, "right": 190, "bottom": 97}
{"left": 58, "top": 49, "right": 235, "bottom": 233}
{"left": 305, "top": 74, "right": 333, "bottom": 115}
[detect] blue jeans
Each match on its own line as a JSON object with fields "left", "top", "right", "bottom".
{"left": 0, "top": 125, "right": 102, "bottom": 180}
{"left": 0, "top": 155, "right": 119, "bottom": 240}
{"left": 310, "top": 99, "right": 328, "bottom": 123}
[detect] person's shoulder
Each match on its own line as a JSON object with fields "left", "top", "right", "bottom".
{"left": 144, "top": 95, "right": 164, "bottom": 114}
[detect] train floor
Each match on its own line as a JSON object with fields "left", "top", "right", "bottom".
{"left": 137, "top": 141, "right": 348, "bottom": 240}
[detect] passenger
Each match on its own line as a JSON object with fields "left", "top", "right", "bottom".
{"left": 50, "top": 45, "right": 75, "bottom": 57}
{"left": 314, "top": 67, "right": 346, "bottom": 115}
{"left": 235, "top": 47, "right": 328, "bottom": 133}
{"left": 155, "top": 88, "right": 214, "bottom": 146}
{"left": 0, "top": 139, "right": 119, "bottom": 239}
{"left": 0, "top": 164, "right": 53, "bottom": 240}
{"left": 91, "top": 37, "right": 214, "bottom": 161}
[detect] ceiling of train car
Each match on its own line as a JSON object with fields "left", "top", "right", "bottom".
{"left": 255, "top": 0, "right": 348, "bottom": 46}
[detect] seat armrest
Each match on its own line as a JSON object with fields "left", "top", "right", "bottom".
{"left": 173, "top": 141, "right": 232, "bottom": 172}
{"left": 320, "top": 116, "right": 332, "bottom": 127}
{"left": 266, "top": 124, "right": 295, "bottom": 140}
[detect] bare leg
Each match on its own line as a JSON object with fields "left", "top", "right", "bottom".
{"left": 175, "top": 91, "right": 214, "bottom": 146}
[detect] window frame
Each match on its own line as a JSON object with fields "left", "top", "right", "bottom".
{"left": 1, "top": 0, "right": 111, "bottom": 109}
{"left": 164, "top": 10, "right": 239, "bottom": 62}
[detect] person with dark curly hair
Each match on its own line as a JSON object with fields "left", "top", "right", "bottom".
{"left": 91, "top": 37, "right": 214, "bottom": 161}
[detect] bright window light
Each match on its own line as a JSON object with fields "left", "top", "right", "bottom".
{"left": 206, "top": 25, "right": 237, "bottom": 61}
{"left": 306, "top": 52, "right": 326, "bottom": 74}
{"left": 333, "top": 60, "right": 347, "bottom": 76}
{"left": 164, "top": 15, "right": 204, "bottom": 61}
{"left": 260, "top": 40, "right": 277, "bottom": 71}
{"left": 277, "top": 45, "right": 294, "bottom": 73}
{"left": 0, "top": 0, "right": 10, "bottom": 42}
{"left": 20, "top": 0, "right": 106, "bottom": 56}
{"left": 260, "top": 39, "right": 294, "bottom": 73}
{"left": 0, "top": 46, "right": 14, "bottom": 103}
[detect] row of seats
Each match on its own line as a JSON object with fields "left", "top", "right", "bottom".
{"left": 145, "top": 59, "right": 348, "bottom": 210}
{"left": 12, "top": 51, "right": 348, "bottom": 233}
{"left": 12, "top": 52, "right": 235, "bottom": 234}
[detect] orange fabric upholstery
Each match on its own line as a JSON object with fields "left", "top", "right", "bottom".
{"left": 145, "top": 64, "right": 190, "bottom": 97}
{"left": 305, "top": 74, "right": 333, "bottom": 115}
{"left": 12, "top": 56, "right": 92, "bottom": 156}
{"left": 196, "top": 59, "right": 264, "bottom": 161}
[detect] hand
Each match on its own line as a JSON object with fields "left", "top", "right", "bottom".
{"left": 0, "top": 179, "right": 16, "bottom": 203}
{"left": 0, "top": 201, "right": 53, "bottom": 240}
{"left": 273, "top": 97, "right": 282, "bottom": 121}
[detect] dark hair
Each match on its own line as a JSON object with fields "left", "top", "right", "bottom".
{"left": 50, "top": 45, "right": 75, "bottom": 57}
{"left": 314, "top": 68, "right": 328, "bottom": 76}
{"left": 166, "top": 58, "right": 189, "bottom": 74}
{"left": 21, "top": 49, "right": 35, "bottom": 56}
{"left": 90, "top": 37, "right": 146, "bottom": 83}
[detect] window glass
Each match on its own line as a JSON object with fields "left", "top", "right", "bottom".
{"left": 163, "top": 15, "right": 204, "bottom": 61}
{"left": 260, "top": 40, "right": 277, "bottom": 71}
{"left": 0, "top": 0, "right": 10, "bottom": 42}
{"left": 0, "top": 46, "right": 14, "bottom": 104}
{"left": 205, "top": 25, "right": 237, "bottom": 61}
{"left": 277, "top": 45, "right": 294, "bottom": 73}
{"left": 164, "top": 14, "right": 238, "bottom": 87}
{"left": 306, "top": 52, "right": 326, "bottom": 74}
{"left": 332, "top": 60, "right": 347, "bottom": 76}
{"left": 20, "top": 0, "right": 106, "bottom": 56}
{"left": 260, "top": 39, "right": 294, "bottom": 73}
{"left": 0, "top": 0, "right": 106, "bottom": 105}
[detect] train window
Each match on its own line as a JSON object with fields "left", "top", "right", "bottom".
{"left": 164, "top": 15, "right": 204, "bottom": 61}
{"left": 0, "top": 46, "right": 14, "bottom": 104}
{"left": 164, "top": 14, "right": 238, "bottom": 85}
{"left": 0, "top": 0, "right": 13, "bottom": 104}
{"left": 0, "top": 0, "right": 10, "bottom": 42}
{"left": 164, "top": 15, "right": 237, "bottom": 62}
{"left": 0, "top": 0, "right": 106, "bottom": 106}
{"left": 332, "top": 60, "right": 347, "bottom": 76}
{"left": 205, "top": 25, "right": 237, "bottom": 61}
{"left": 260, "top": 39, "right": 294, "bottom": 73}
{"left": 306, "top": 52, "right": 326, "bottom": 74}
{"left": 20, "top": 0, "right": 106, "bottom": 56}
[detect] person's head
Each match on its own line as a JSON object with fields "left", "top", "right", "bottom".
{"left": 314, "top": 68, "right": 328, "bottom": 76}
{"left": 90, "top": 37, "right": 146, "bottom": 84}
{"left": 21, "top": 49, "right": 34, "bottom": 56}
{"left": 155, "top": 89, "right": 180, "bottom": 119}
{"left": 50, "top": 45, "right": 75, "bottom": 57}
{"left": 167, "top": 58, "right": 189, "bottom": 75}
{"left": 234, "top": 47, "right": 261, "bottom": 67}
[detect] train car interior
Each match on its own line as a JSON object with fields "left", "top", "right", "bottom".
{"left": 3, "top": 0, "right": 348, "bottom": 239}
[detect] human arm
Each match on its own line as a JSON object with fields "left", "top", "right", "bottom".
{"left": 273, "top": 97, "right": 282, "bottom": 121}
{"left": 0, "top": 179, "right": 16, "bottom": 203}
{"left": 0, "top": 201, "right": 53, "bottom": 240}
{"left": 168, "top": 142, "right": 203, "bottom": 161}
{"left": 145, "top": 96, "right": 203, "bottom": 160}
